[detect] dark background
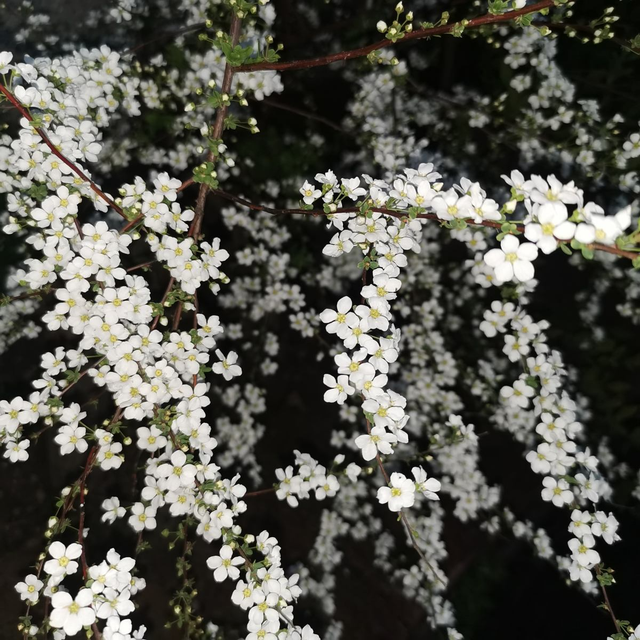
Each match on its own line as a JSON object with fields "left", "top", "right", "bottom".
{"left": 1, "top": 0, "right": 640, "bottom": 638}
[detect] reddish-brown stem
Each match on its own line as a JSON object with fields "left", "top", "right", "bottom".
{"left": 127, "top": 260, "right": 157, "bottom": 273}
{"left": 60, "top": 356, "right": 107, "bottom": 396}
{"left": 120, "top": 214, "right": 144, "bottom": 235}
{"left": 0, "top": 84, "right": 126, "bottom": 221}
{"left": 178, "top": 177, "right": 195, "bottom": 192}
{"left": 237, "top": 0, "right": 555, "bottom": 73}
{"left": 150, "top": 277, "right": 175, "bottom": 331}
{"left": 596, "top": 565, "right": 622, "bottom": 634}
{"left": 245, "top": 487, "right": 276, "bottom": 498}
{"left": 78, "top": 446, "right": 98, "bottom": 579}
{"left": 172, "top": 301, "right": 183, "bottom": 331}
{"left": 207, "top": 189, "right": 639, "bottom": 262}
{"left": 189, "top": 13, "right": 243, "bottom": 241}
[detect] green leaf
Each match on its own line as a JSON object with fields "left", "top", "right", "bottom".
{"left": 559, "top": 243, "right": 572, "bottom": 256}
{"left": 580, "top": 246, "right": 594, "bottom": 260}
{"left": 26, "top": 183, "right": 48, "bottom": 202}
{"left": 192, "top": 162, "right": 219, "bottom": 189}
{"left": 488, "top": 0, "right": 509, "bottom": 15}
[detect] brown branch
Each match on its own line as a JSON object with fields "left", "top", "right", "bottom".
{"left": 178, "top": 177, "right": 195, "bottom": 192}
{"left": 150, "top": 277, "right": 175, "bottom": 331}
{"left": 245, "top": 487, "right": 276, "bottom": 498}
{"left": 207, "top": 189, "right": 639, "bottom": 262}
{"left": 189, "top": 13, "right": 243, "bottom": 240}
{"left": 0, "top": 85, "right": 126, "bottom": 221}
{"left": 126, "top": 260, "right": 157, "bottom": 273}
{"left": 78, "top": 446, "right": 98, "bottom": 580}
{"left": 596, "top": 565, "right": 622, "bottom": 635}
{"left": 237, "top": 0, "right": 556, "bottom": 73}
{"left": 120, "top": 213, "right": 144, "bottom": 234}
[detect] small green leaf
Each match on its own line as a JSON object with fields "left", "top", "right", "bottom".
{"left": 559, "top": 243, "right": 572, "bottom": 256}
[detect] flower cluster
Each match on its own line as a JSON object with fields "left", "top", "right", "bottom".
{"left": 17, "top": 547, "right": 145, "bottom": 638}
{"left": 2, "top": 0, "right": 640, "bottom": 635}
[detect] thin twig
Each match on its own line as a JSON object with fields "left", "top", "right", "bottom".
{"left": 205, "top": 188, "right": 639, "bottom": 262}
{"left": 596, "top": 565, "right": 622, "bottom": 634}
{"left": 237, "top": 0, "right": 556, "bottom": 73}
{"left": 189, "top": 13, "right": 243, "bottom": 240}
{"left": 0, "top": 85, "right": 126, "bottom": 221}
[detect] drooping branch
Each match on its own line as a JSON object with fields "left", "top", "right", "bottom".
{"left": 237, "top": 0, "right": 556, "bottom": 73}
{"left": 207, "top": 188, "right": 639, "bottom": 262}
{"left": 0, "top": 84, "right": 126, "bottom": 221}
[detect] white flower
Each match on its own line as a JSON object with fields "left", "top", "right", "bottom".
{"left": 541, "top": 477, "right": 573, "bottom": 507}
{"left": 157, "top": 450, "right": 197, "bottom": 492}
{"left": 101, "top": 497, "right": 126, "bottom": 524}
{"left": 314, "top": 474, "right": 340, "bottom": 500}
{"left": 128, "top": 503, "right": 157, "bottom": 532}
{"left": 55, "top": 425, "right": 88, "bottom": 455}
{"left": 591, "top": 512, "right": 620, "bottom": 544}
{"left": 575, "top": 208, "right": 631, "bottom": 246}
{"left": 377, "top": 472, "right": 415, "bottom": 512}
{"left": 412, "top": 466, "right": 441, "bottom": 500}
{"left": 44, "top": 541, "right": 82, "bottom": 578}
{"left": 319, "top": 297, "right": 357, "bottom": 339}
{"left": 568, "top": 534, "right": 600, "bottom": 567}
{"left": 565, "top": 510, "right": 592, "bottom": 540}
{"left": 15, "top": 574, "right": 44, "bottom": 604}
{"left": 322, "top": 374, "right": 354, "bottom": 405}
{"left": 484, "top": 235, "right": 538, "bottom": 283}
{"left": 355, "top": 425, "right": 396, "bottom": 461}
{"left": 299, "top": 181, "right": 321, "bottom": 204}
{"left": 207, "top": 545, "right": 244, "bottom": 582}
{"left": 0, "top": 51, "right": 13, "bottom": 74}
{"left": 526, "top": 443, "right": 557, "bottom": 475}
{"left": 212, "top": 350, "right": 242, "bottom": 380}
{"left": 524, "top": 204, "right": 575, "bottom": 254}
{"left": 50, "top": 588, "right": 96, "bottom": 636}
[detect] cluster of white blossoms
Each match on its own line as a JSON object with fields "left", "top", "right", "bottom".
{"left": 0, "top": 44, "right": 145, "bottom": 352}
{"left": 119, "top": 173, "right": 233, "bottom": 296}
{"left": 302, "top": 166, "right": 444, "bottom": 512}
{"left": 487, "top": 170, "right": 630, "bottom": 284}
{"left": 273, "top": 450, "right": 351, "bottom": 507}
{"left": 303, "top": 164, "right": 634, "bottom": 289}
{"left": 294, "top": 154, "right": 636, "bottom": 630}
{"left": 16, "top": 546, "right": 146, "bottom": 639}
{"left": 482, "top": 300, "right": 621, "bottom": 588}
{"left": 0, "top": 17, "right": 319, "bottom": 633}
{"left": 2, "top": 0, "right": 640, "bottom": 633}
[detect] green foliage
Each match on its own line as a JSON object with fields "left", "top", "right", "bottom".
{"left": 192, "top": 161, "right": 220, "bottom": 189}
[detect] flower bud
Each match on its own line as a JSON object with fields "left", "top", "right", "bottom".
{"left": 395, "top": 2, "right": 404, "bottom": 12}
{"left": 504, "top": 199, "right": 517, "bottom": 213}
{"left": 376, "top": 20, "right": 388, "bottom": 32}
